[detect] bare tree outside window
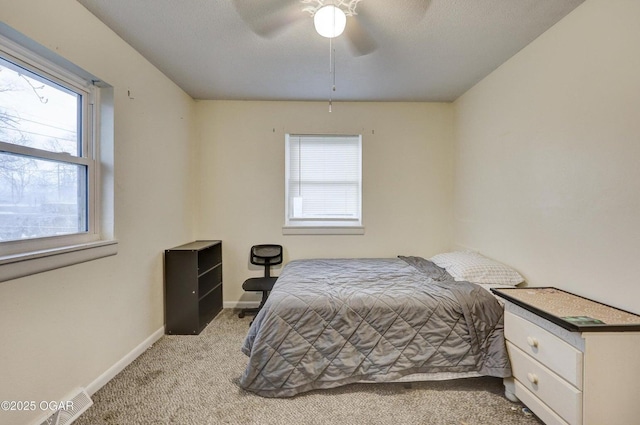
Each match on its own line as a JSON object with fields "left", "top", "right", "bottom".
{"left": 0, "top": 57, "right": 87, "bottom": 242}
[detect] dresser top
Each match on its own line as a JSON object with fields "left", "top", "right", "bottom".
{"left": 492, "top": 287, "right": 640, "bottom": 332}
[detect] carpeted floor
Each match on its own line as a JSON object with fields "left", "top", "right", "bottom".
{"left": 75, "top": 309, "right": 542, "bottom": 425}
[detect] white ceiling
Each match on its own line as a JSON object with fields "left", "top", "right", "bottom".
{"left": 77, "top": 0, "right": 584, "bottom": 102}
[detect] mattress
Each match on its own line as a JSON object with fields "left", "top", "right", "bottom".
{"left": 239, "top": 256, "right": 510, "bottom": 397}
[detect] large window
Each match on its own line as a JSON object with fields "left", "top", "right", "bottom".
{"left": 0, "top": 28, "right": 115, "bottom": 281}
{"left": 284, "top": 134, "right": 363, "bottom": 234}
{"left": 0, "top": 54, "right": 92, "bottom": 244}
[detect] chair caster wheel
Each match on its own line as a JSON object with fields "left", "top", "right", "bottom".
{"left": 238, "top": 312, "right": 245, "bottom": 318}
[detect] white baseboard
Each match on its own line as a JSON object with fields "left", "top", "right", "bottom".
{"left": 85, "top": 326, "right": 164, "bottom": 396}
{"left": 224, "top": 301, "right": 259, "bottom": 309}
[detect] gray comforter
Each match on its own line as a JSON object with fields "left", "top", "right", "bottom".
{"left": 240, "top": 257, "right": 510, "bottom": 397}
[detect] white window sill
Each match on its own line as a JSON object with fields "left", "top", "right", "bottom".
{"left": 0, "top": 240, "right": 118, "bottom": 283}
{"left": 282, "top": 226, "right": 365, "bottom": 235}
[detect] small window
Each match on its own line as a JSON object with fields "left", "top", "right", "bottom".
{"left": 284, "top": 134, "right": 363, "bottom": 235}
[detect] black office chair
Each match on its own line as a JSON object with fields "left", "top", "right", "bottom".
{"left": 238, "top": 244, "right": 283, "bottom": 319}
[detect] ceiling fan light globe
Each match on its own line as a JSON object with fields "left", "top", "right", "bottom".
{"left": 314, "top": 5, "right": 347, "bottom": 38}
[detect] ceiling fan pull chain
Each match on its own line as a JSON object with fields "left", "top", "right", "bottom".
{"left": 329, "top": 29, "right": 333, "bottom": 73}
{"left": 332, "top": 48, "right": 336, "bottom": 92}
{"left": 329, "top": 34, "right": 334, "bottom": 112}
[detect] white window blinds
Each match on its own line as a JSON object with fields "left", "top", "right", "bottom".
{"left": 285, "top": 134, "right": 362, "bottom": 227}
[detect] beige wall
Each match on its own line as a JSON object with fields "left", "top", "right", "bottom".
{"left": 0, "top": 1, "right": 196, "bottom": 424}
{"left": 195, "top": 100, "right": 454, "bottom": 304}
{"left": 6, "top": 0, "right": 639, "bottom": 423}
{"left": 453, "top": 0, "right": 640, "bottom": 314}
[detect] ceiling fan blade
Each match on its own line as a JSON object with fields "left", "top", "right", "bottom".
{"left": 233, "top": 0, "right": 303, "bottom": 38}
{"left": 344, "top": 16, "right": 378, "bottom": 57}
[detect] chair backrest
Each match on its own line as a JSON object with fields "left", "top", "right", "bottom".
{"left": 250, "top": 244, "right": 283, "bottom": 278}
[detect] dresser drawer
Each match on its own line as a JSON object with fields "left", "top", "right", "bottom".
{"left": 505, "top": 311, "right": 583, "bottom": 388}
{"left": 508, "top": 342, "right": 582, "bottom": 425}
{"left": 513, "top": 380, "right": 570, "bottom": 425}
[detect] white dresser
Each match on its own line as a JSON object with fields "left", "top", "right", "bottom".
{"left": 492, "top": 288, "right": 640, "bottom": 425}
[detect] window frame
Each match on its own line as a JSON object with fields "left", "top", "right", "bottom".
{"left": 0, "top": 27, "right": 116, "bottom": 282}
{"left": 283, "top": 133, "right": 364, "bottom": 235}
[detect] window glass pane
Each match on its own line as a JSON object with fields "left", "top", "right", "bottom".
{"left": 0, "top": 152, "right": 87, "bottom": 241}
{"left": 0, "top": 55, "right": 80, "bottom": 156}
{"left": 287, "top": 134, "right": 361, "bottom": 221}
{"left": 292, "top": 182, "right": 359, "bottom": 217}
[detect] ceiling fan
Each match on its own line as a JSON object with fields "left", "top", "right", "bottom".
{"left": 232, "top": 0, "right": 431, "bottom": 57}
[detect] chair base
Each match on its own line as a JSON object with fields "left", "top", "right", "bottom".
{"left": 238, "top": 292, "right": 269, "bottom": 318}
{"left": 238, "top": 307, "right": 260, "bottom": 319}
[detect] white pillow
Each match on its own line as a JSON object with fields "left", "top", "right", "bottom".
{"left": 430, "top": 251, "right": 524, "bottom": 286}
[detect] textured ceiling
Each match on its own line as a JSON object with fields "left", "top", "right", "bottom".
{"left": 77, "top": 0, "right": 584, "bottom": 102}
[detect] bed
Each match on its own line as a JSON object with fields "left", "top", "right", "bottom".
{"left": 239, "top": 253, "right": 521, "bottom": 397}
